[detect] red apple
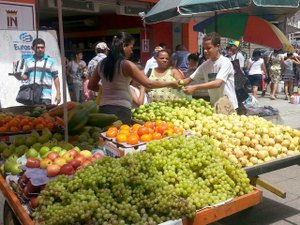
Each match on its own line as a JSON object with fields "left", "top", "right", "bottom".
{"left": 30, "top": 196, "right": 39, "bottom": 209}
{"left": 47, "top": 152, "right": 60, "bottom": 161}
{"left": 47, "top": 164, "right": 61, "bottom": 177}
{"left": 68, "top": 149, "right": 79, "bottom": 158}
{"left": 81, "top": 159, "right": 92, "bottom": 167}
{"left": 75, "top": 155, "right": 85, "bottom": 163}
{"left": 60, "top": 163, "right": 74, "bottom": 175}
{"left": 26, "top": 158, "right": 40, "bottom": 168}
{"left": 69, "top": 159, "right": 81, "bottom": 170}
{"left": 93, "top": 153, "right": 104, "bottom": 159}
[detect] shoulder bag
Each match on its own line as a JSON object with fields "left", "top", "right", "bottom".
{"left": 16, "top": 58, "right": 48, "bottom": 105}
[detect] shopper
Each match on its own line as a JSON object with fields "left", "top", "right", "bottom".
{"left": 67, "top": 49, "right": 86, "bottom": 102}
{"left": 281, "top": 52, "right": 300, "bottom": 99}
{"left": 144, "top": 46, "right": 163, "bottom": 75}
{"left": 246, "top": 50, "right": 268, "bottom": 98}
{"left": 172, "top": 44, "right": 190, "bottom": 75}
{"left": 87, "top": 42, "right": 109, "bottom": 77}
{"left": 228, "top": 41, "right": 245, "bottom": 72}
{"left": 269, "top": 49, "right": 283, "bottom": 100}
{"left": 14, "top": 38, "right": 61, "bottom": 105}
{"left": 180, "top": 32, "right": 238, "bottom": 109}
{"left": 88, "top": 31, "right": 179, "bottom": 124}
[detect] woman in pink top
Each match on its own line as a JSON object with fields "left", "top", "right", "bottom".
{"left": 88, "top": 31, "right": 179, "bottom": 124}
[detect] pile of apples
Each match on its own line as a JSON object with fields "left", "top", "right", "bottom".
{"left": 190, "top": 113, "right": 300, "bottom": 167}
{"left": 25, "top": 146, "right": 104, "bottom": 177}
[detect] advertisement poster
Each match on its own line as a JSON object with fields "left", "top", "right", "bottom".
{"left": 0, "top": 30, "right": 68, "bottom": 108}
{"left": 0, "top": 1, "right": 36, "bottom": 30}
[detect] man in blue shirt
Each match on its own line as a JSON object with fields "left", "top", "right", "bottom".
{"left": 15, "top": 38, "right": 61, "bottom": 105}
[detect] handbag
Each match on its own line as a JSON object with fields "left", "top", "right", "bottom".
{"left": 16, "top": 58, "right": 47, "bottom": 105}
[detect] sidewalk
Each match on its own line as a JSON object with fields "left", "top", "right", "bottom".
{"left": 212, "top": 91, "right": 300, "bottom": 225}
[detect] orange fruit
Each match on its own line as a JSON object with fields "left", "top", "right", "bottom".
{"left": 137, "top": 127, "right": 149, "bottom": 136}
{"left": 144, "top": 121, "right": 155, "bottom": 129}
{"left": 127, "top": 134, "right": 139, "bottom": 145}
{"left": 106, "top": 129, "right": 118, "bottom": 138}
{"left": 132, "top": 123, "right": 142, "bottom": 131}
{"left": 155, "top": 125, "right": 168, "bottom": 135}
{"left": 152, "top": 132, "right": 162, "bottom": 140}
{"left": 140, "top": 134, "right": 152, "bottom": 142}
{"left": 22, "top": 125, "right": 31, "bottom": 131}
{"left": 166, "top": 122, "right": 174, "bottom": 129}
{"left": 119, "top": 129, "right": 130, "bottom": 137}
{"left": 116, "top": 134, "right": 127, "bottom": 142}
{"left": 120, "top": 124, "right": 131, "bottom": 131}
{"left": 155, "top": 120, "right": 166, "bottom": 127}
{"left": 10, "top": 126, "right": 19, "bottom": 133}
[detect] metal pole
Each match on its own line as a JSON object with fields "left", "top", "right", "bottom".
{"left": 56, "top": 0, "right": 69, "bottom": 141}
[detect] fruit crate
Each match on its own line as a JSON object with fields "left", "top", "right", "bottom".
{"left": 0, "top": 172, "right": 262, "bottom": 225}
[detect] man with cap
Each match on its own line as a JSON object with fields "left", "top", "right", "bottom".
{"left": 88, "top": 42, "right": 109, "bottom": 77}
{"left": 228, "top": 40, "right": 245, "bottom": 71}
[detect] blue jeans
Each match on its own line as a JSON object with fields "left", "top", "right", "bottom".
{"left": 68, "top": 83, "right": 81, "bottom": 102}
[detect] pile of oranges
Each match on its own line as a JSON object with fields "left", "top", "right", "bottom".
{"left": 105, "top": 120, "right": 184, "bottom": 145}
{"left": 0, "top": 113, "right": 59, "bottom": 133}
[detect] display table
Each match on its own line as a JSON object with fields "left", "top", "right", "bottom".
{"left": 0, "top": 171, "right": 262, "bottom": 225}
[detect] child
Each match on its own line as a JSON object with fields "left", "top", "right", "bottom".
{"left": 82, "top": 67, "right": 94, "bottom": 101}
{"left": 130, "top": 80, "right": 148, "bottom": 108}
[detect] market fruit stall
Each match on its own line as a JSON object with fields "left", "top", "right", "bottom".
{"left": 1, "top": 98, "right": 299, "bottom": 225}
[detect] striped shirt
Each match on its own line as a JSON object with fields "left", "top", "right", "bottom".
{"left": 23, "top": 54, "right": 58, "bottom": 101}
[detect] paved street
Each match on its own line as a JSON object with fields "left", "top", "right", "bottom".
{"left": 0, "top": 91, "right": 299, "bottom": 225}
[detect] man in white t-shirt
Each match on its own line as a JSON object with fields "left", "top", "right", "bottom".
{"left": 144, "top": 46, "right": 163, "bottom": 75}
{"left": 179, "top": 32, "right": 238, "bottom": 109}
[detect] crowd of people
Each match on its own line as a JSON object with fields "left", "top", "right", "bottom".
{"left": 15, "top": 32, "right": 300, "bottom": 124}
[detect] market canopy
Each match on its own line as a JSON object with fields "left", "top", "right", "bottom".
{"left": 144, "top": 0, "right": 300, "bottom": 24}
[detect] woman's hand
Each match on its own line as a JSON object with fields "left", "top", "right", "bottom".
{"left": 169, "top": 80, "right": 180, "bottom": 88}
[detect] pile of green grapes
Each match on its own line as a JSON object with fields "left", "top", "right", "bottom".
{"left": 34, "top": 135, "right": 252, "bottom": 225}
{"left": 132, "top": 98, "right": 214, "bottom": 126}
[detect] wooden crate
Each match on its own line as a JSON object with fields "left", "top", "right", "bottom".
{"left": 182, "top": 187, "right": 262, "bottom": 225}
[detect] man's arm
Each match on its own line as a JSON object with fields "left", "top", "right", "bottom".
{"left": 183, "top": 79, "right": 223, "bottom": 95}
{"left": 53, "top": 76, "right": 61, "bottom": 104}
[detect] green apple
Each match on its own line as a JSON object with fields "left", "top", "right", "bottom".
{"left": 73, "top": 146, "right": 81, "bottom": 152}
{"left": 25, "top": 148, "right": 39, "bottom": 158}
{"left": 39, "top": 146, "right": 50, "bottom": 156}
{"left": 51, "top": 146, "right": 62, "bottom": 153}
{"left": 10, "top": 163, "right": 22, "bottom": 175}
{"left": 58, "top": 149, "right": 67, "bottom": 156}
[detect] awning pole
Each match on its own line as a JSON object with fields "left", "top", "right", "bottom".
{"left": 56, "top": 0, "right": 68, "bottom": 142}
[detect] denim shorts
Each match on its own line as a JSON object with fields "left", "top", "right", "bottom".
{"left": 248, "top": 74, "right": 262, "bottom": 86}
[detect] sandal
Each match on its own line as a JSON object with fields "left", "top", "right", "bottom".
{"left": 270, "top": 96, "right": 276, "bottom": 100}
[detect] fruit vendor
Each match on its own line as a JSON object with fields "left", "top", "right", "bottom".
{"left": 88, "top": 31, "right": 179, "bottom": 124}
{"left": 180, "top": 32, "right": 238, "bottom": 110}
